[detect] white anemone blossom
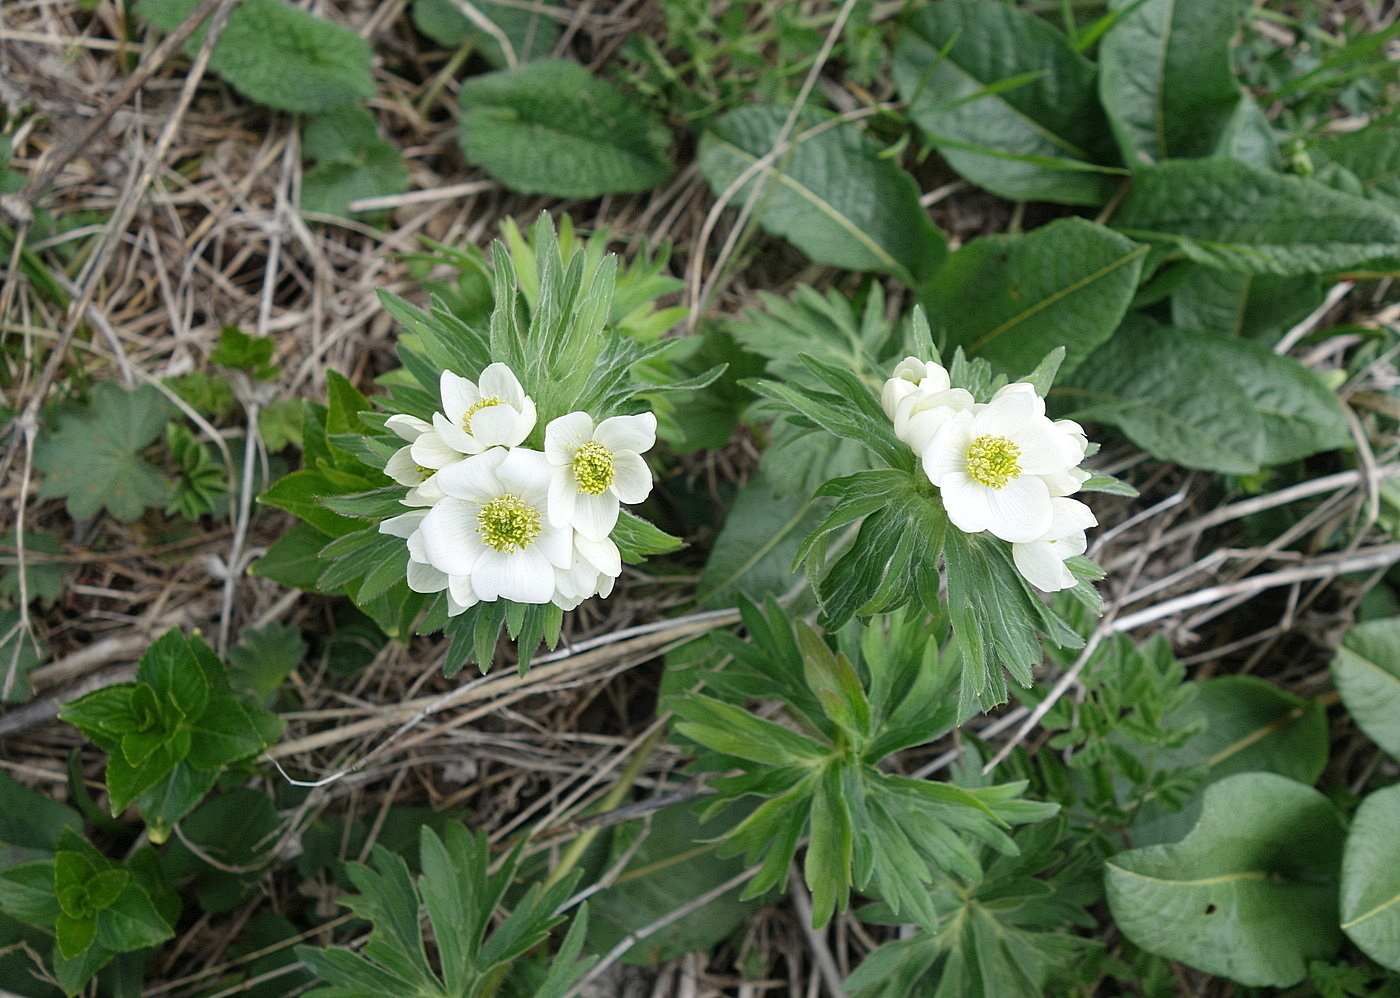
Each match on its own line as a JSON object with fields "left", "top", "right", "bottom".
{"left": 881, "top": 357, "right": 952, "bottom": 419}
{"left": 378, "top": 509, "right": 478, "bottom": 615}
{"left": 922, "top": 389, "right": 1084, "bottom": 544}
{"left": 881, "top": 357, "right": 975, "bottom": 456}
{"left": 417, "top": 448, "right": 574, "bottom": 605}
{"left": 544, "top": 411, "right": 656, "bottom": 541}
{"left": 553, "top": 531, "right": 623, "bottom": 610}
{"left": 423, "top": 363, "right": 537, "bottom": 459}
{"left": 383, "top": 414, "right": 458, "bottom": 506}
{"left": 1012, "top": 497, "right": 1097, "bottom": 592}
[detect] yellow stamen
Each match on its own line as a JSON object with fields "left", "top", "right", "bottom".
{"left": 463, "top": 396, "right": 503, "bottom": 433}
{"left": 476, "top": 494, "right": 541, "bottom": 552}
{"left": 572, "top": 441, "right": 614, "bottom": 496}
{"left": 965, "top": 435, "right": 1021, "bottom": 490}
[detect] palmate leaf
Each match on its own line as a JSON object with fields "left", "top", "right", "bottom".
{"left": 34, "top": 383, "right": 173, "bottom": 520}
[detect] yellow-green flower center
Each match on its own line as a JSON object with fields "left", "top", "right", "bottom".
{"left": 572, "top": 441, "right": 614, "bottom": 496}
{"left": 965, "top": 434, "right": 1022, "bottom": 490}
{"left": 414, "top": 464, "right": 434, "bottom": 483}
{"left": 463, "top": 396, "right": 503, "bottom": 433}
{"left": 476, "top": 494, "right": 541, "bottom": 553}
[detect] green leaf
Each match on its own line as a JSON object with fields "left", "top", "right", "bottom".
{"left": 1098, "top": 0, "right": 1252, "bottom": 164}
{"left": 104, "top": 739, "right": 188, "bottom": 817}
{"left": 698, "top": 104, "right": 945, "bottom": 284}
{"left": 1169, "top": 266, "right": 1324, "bottom": 342}
{"left": 135, "top": 765, "right": 219, "bottom": 842}
{"left": 1105, "top": 772, "right": 1345, "bottom": 988}
{"left": 135, "top": 629, "right": 210, "bottom": 720}
{"left": 805, "top": 764, "right": 853, "bottom": 929}
{"left": 301, "top": 107, "right": 408, "bottom": 218}
{"left": 186, "top": 695, "right": 281, "bottom": 770}
{"left": 209, "top": 326, "right": 278, "bottom": 379}
{"left": 1129, "top": 675, "right": 1329, "bottom": 846}
{"left": 249, "top": 522, "right": 332, "bottom": 591}
{"left": 585, "top": 803, "right": 759, "bottom": 965}
{"left": 1341, "top": 784, "right": 1400, "bottom": 972}
{"left": 1111, "top": 158, "right": 1400, "bottom": 275}
{"left": 259, "top": 469, "right": 371, "bottom": 537}
{"left": 609, "top": 509, "right": 682, "bottom": 563}
{"left": 0, "top": 861, "right": 62, "bottom": 925}
{"left": 228, "top": 622, "right": 305, "bottom": 701}
{"left": 1067, "top": 316, "right": 1352, "bottom": 474}
{"left": 920, "top": 218, "right": 1146, "bottom": 378}
{"left": 411, "top": 0, "right": 560, "bottom": 67}
{"left": 34, "top": 384, "right": 173, "bottom": 520}
{"left": 0, "top": 770, "right": 81, "bottom": 855}
{"left": 0, "top": 526, "right": 66, "bottom": 606}
{"left": 893, "top": 1, "right": 1118, "bottom": 205}
{"left": 458, "top": 59, "right": 671, "bottom": 197}
{"left": 1331, "top": 618, "right": 1400, "bottom": 761}
{"left": 56, "top": 912, "right": 97, "bottom": 961}
{"left": 92, "top": 880, "right": 173, "bottom": 953}
{"left": 162, "top": 789, "right": 281, "bottom": 914}
{"left": 135, "top": 0, "right": 374, "bottom": 112}
{"left": 1309, "top": 126, "right": 1400, "bottom": 211}
{"left": 0, "top": 608, "right": 46, "bottom": 702}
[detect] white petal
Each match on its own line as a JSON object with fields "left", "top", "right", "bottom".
{"left": 548, "top": 470, "right": 578, "bottom": 528}
{"left": 545, "top": 411, "right": 595, "bottom": 465}
{"left": 535, "top": 522, "right": 576, "bottom": 569}
{"left": 384, "top": 446, "right": 423, "bottom": 487}
{"left": 448, "top": 574, "right": 479, "bottom": 612}
{"left": 921, "top": 414, "right": 977, "bottom": 486}
{"left": 440, "top": 370, "right": 479, "bottom": 418}
{"left": 407, "top": 559, "right": 448, "bottom": 594}
{"left": 609, "top": 453, "right": 653, "bottom": 505}
{"left": 991, "top": 382, "right": 1045, "bottom": 417}
{"left": 973, "top": 391, "right": 1039, "bottom": 437}
{"left": 435, "top": 449, "right": 507, "bottom": 502}
{"left": 1048, "top": 496, "right": 1097, "bottom": 538}
{"left": 939, "top": 474, "right": 996, "bottom": 535}
{"left": 432, "top": 411, "right": 481, "bottom": 456}
{"left": 981, "top": 476, "right": 1053, "bottom": 543}
{"left": 594, "top": 412, "right": 657, "bottom": 455}
{"left": 573, "top": 491, "right": 620, "bottom": 541}
{"left": 478, "top": 363, "right": 527, "bottom": 408}
{"left": 379, "top": 509, "right": 428, "bottom": 539}
{"left": 385, "top": 413, "right": 431, "bottom": 442}
{"left": 474, "top": 548, "right": 553, "bottom": 603}
{"left": 471, "top": 403, "right": 529, "bottom": 449}
{"left": 420, "top": 499, "right": 488, "bottom": 576}
{"left": 497, "top": 448, "right": 554, "bottom": 505}
{"left": 414, "top": 425, "right": 468, "bottom": 467}
{"left": 1006, "top": 418, "right": 1080, "bottom": 475}
{"left": 576, "top": 533, "right": 622, "bottom": 577}
{"left": 1013, "top": 537, "right": 1076, "bottom": 592}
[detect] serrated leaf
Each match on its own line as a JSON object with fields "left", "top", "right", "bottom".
{"left": 920, "top": 217, "right": 1146, "bottom": 378}
{"left": 34, "top": 383, "right": 173, "bottom": 520}
{"left": 894, "top": 1, "right": 1118, "bottom": 205}
{"left": 302, "top": 106, "right": 408, "bottom": 217}
{"left": 698, "top": 104, "right": 945, "bottom": 284}
{"left": 1098, "top": 0, "right": 1252, "bottom": 164}
{"left": 411, "top": 0, "right": 559, "bottom": 67}
{"left": 1340, "top": 784, "right": 1400, "bottom": 971}
{"left": 1105, "top": 773, "right": 1345, "bottom": 988}
{"left": 135, "top": 0, "right": 374, "bottom": 112}
{"left": 228, "top": 622, "right": 305, "bottom": 701}
{"left": 1112, "top": 158, "right": 1400, "bottom": 275}
{"left": 1067, "top": 316, "right": 1351, "bottom": 474}
{"left": 458, "top": 59, "right": 671, "bottom": 197}
{"left": 1331, "top": 618, "right": 1400, "bottom": 761}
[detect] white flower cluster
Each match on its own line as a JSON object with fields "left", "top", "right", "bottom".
{"left": 377, "top": 363, "right": 656, "bottom": 614}
{"left": 881, "top": 357, "right": 1096, "bottom": 593}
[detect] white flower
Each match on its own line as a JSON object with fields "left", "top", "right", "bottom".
{"left": 544, "top": 411, "right": 656, "bottom": 542}
{"left": 418, "top": 448, "right": 573, "bottom": 604}
{"left": 1012, "top": 497, "right": 1096, "bottom": 592}
{"left": 922, "top": 390, "right": 1083, "bottom": 543}
{"left": 428, "top": 363, "right": 537, "bottom": 457}
{"left": 891, "top": 385, "right": 976, "bottom": 455}
{"left": 378, "top": 508, "right": 477, "bottom": 614}
{"left": 383, "top": 414, "right": 456, "bottom": 505}
{"left": 552, "top": 532, "right": 622, "bottom": 610}
{"left": 881, "top": 357, "right": 952, "bottom": 420}
{"left": 1041, "top": 419, "right": 1091, "bottom": 497}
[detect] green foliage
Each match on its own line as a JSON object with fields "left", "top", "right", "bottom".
{"left": 162, "top": 789, "right": 281, "bottom": 914}
{"left": 411, "top": 0, "right": 559, "bottom": 67}
{"left": 698, "top": 104, "right": 945, "bottom": 285}
{"left": 674, "top": 600, "right": 1057, "bottom": 931}
{"left": 164, "top": 423, "right": 227, "bottom": 520}
{"left": 0, "top": 527, "right": 65, "bottom": 605}
{"left": 894, "top": 1, "right": 1120, "bottom": 205}
{"left": 0, "top": 828, "right": 175, "bottom": 996}
{"left": 33, "top": 383, "right": 173, "bottom": 520}
{"left": 458, "top": 59, "right": 672, "bottom": 197}
{"left": 1341, "top": 784, "right": 1400, "bottom": 972}
{"left": 1105, "top": 772, "right": 1346, "bottom": 988}
{"left": 1067, "top": 316, "right": 1353, "bottom": 475}
{"left": 209, "top": 326, "right": 278, "bottom": 380}
{"left": 301, "top": 105, "right": 410, "bottom": 219}
{"left": 227, "top": 621, "right": 306, "bottom": 702}
{"left": 920, "top": 218, "right": 1147, "bottom": 379}
{"left": 135, "top": 0, "right": 375, "bottom": 112}
{"left": 1331, "top": 617, "right": 1400, "bottom": 761}
{"left": 297, "top": 824, "right": 594, "bottom": 997}
{"left": 57, "top": 628, "right": 284, "bottom": 842}
{"left": 1098, "top": 0, "right": 1253, "bottom": 164}
{"left": 0, "top": 609, "right": 45, "bottom": 703}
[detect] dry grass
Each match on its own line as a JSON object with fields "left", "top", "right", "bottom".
{"left": 1, "top": 1, "right": 1399, "bottom": 995}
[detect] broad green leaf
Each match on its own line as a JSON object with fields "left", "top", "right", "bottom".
{"left": 1169, "top": 265, "right": 1323, "bottom": 342}
{"left": 458, "top": 59, "right": 671, "bottom": 197}
{"left": 920, "top": 217, "right": 1146, "bottom": 378}
{"left": 411, "top": 0, "right": 559, "bottom": 67}
{"left": 104, "top": 739, "right": 188, "bottom": 817}
{"left": 1341, "top": 784, "right": 1400, "bottom": 971}
{"left": 1067, "top": 316, "right": 1351, "bottom": 474}
{"left": 1309, "top": 125, "right": 1400, "bottom": 210}
{"left": 136, "top": 0, "right": 374, "bottom": 112}
{"left": 34, "top": 384, "right": 173, "bottom": 520}
{"left": 697, "top": 468, "right": 826, "bottom": 607}
{"left": 228, "top": 622, "right": 305, "bottom": 701}
{"left": 585, "top": 802, "right": 758, "bottom": 965}
{"left": 1098, "top": 0, "right": 1252, "bottom": 164}
{"left": 1112, "top": 158, "right": 1400, "bottom": 275}
{"left": 301, "top": 107, "right": 408, "bottom": 218}
{"left": 0, "top": 771, "right": 80, "bottom": 857}
{"left": 1128, "top": 675, "right": 1329, "bottom": 846}
{"left": 698, "top": 104, "right": 945, "bottom": 285}
{"left": 186, "top": 696, "right": 279, "bottom": 770}
{"left": 893, "top": 2, "right": 1118, "bottom": 205}
{"left": 0, "top": 861, "right": 61, "bottom": 925}
{"left": 1331, "top": 618, "right": 1400, "bottom": 761}
{"left": 258, "top": 470, "right": 370, "bottom": 537}
{"left": 136, "top": 629, "right": 210, "bottom": 720}
{"left": 92, "top": 881, "right": 173, "bottom": 953}
{"left": 1105, "top": 772, "right": 1345, "bottom": 988}
{"left": 249, "top": 522, "right": 333, "bottom": 591}
{"left": 53, "top": 940, "right": 114, "bottom": 998}
{"left": 162, "top": 789, "right": 282, "bottom": 913}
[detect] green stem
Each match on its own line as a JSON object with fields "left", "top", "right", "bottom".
{"left": 417, "top": 41, "right": 475, "bottom": 119}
